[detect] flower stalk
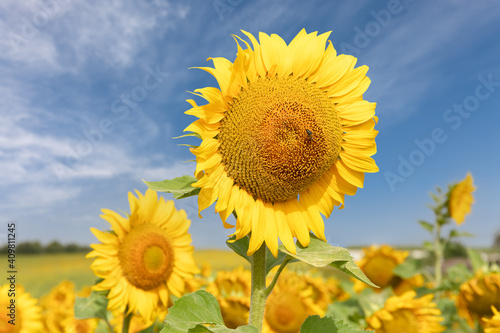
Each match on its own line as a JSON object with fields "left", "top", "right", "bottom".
{"left": 248, "top": 244, "right": 268, "bottom": 331}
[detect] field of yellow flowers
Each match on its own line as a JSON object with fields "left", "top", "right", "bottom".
{"left": 3, "top": 30, "right": 499, "bottom": 333}
{"left": 3, "top": 174, "right": 500, "bottom": 332}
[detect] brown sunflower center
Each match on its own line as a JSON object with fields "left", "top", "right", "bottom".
{"left": 218, "top": 76, "right": 342, "bottom": 203}
{"left": 118, "top": 224, "right": 174, "bottom": 290}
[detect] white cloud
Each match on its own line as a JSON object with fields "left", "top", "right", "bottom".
{"left": 0, "top": 0, "right": 190, "bottom": 72}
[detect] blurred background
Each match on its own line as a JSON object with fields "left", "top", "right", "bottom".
{"left": 1, "top": 0, "right": 499, "bottom": 295}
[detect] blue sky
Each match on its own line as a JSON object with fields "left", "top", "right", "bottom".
{"left": 1, "top": 0, "right": 499, "bottom": 250}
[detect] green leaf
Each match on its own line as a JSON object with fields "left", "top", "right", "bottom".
{"left": 418, "top": 220, "right": 434, "bottom": 232}
{"left": 95, "top": 321, "right": 112, "bottom": 333}
{"left": 467, "top": 248, "right": 486, "bottom": 273}
{"left": 449, "top": 230, "right": 474, "bottom": 238}
{"left": 300, "top": 315, "right": 373, "bottom": 333}
{"left": 161, "top": 290, "right": 258, "bottom": 333}
{"left": 357, "top": 288, "right": 391, "bottom": 318}
{"left": 74, "top": 290, "right": 109, "bottom": 320}
{"left": 423, "top": 241, "right": 434, "bottom": 251}
{"left": 393, "top": 258, "right": 423, "bottom": 279}
{"left": 226, "top": 236, "right": 294, "bottom": 274}
{"left": 278, "top": 234, "right": 377, "bottom": 288}
{"left": 326, "top": 299, "right": 366, "bottom": 329}
{"left": 143, "top": 175, "right": 200, "bottom": 199}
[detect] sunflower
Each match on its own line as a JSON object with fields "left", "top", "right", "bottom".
{"left": 87, "top": 189, "right": 199, "bottom": 323}
{"left": 0, "top": 284, "right": 43, "bottom": 333}
{"left": 353, "top": 245, "right": 423, "bottom": 295}
{"left": 206, "top": 267, "right": 252, "bottom": 329}
{"left": 185, "top": 29, "right": 378, "bottom": 256}
{"left": 456, "top": 272, "right": 500, "bottom": 327}
{"left": 40, "top": 281, "right": 99, "bottom": 333}
{"left": 296, "top": 272, "right": 331, "bottom": 312}
{"left": 484, "top": 306, "right": 500, "bottom": 332}
{"left": 448, "top": 173, "right": 475, "bottom": 225}
{"left": 366, "top": 291, "right": 445, "bottom": 333}
{"left": 263, "top": 271, "right": 323, "bottom": 333}
{"left": 206, "top": 266, "right": 252, "bottom": 298}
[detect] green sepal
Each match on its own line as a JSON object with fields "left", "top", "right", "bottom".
{"left": 300, "top": 315, "right": 374, "bottom": 333}
{"left": 226, "top": 236, "right": 295, "bottom": 275}
{"left": 278, "top": 234, "right": 377, "bottom": 288}
{"left": 74, "top": 290, "right": 109, "bottom": 321}
{"left": 172, "top": 132, "right": 201, "bottom": 140}
{"left": 161, "top": 290, "right": 258, "bottom": 333}
{"left": 143, "top": 175, "right": 201, "bottom": 199}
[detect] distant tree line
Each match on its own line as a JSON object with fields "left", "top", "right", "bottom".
{"left": 1, "top": 240, "right": 91, "bottom": 254}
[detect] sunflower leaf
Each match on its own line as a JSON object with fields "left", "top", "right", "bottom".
{"left": 278, "top": 234, "right": 377, "bottom": 288}
{"left": 300, "top": 315, "right": 373, "bottom": 333}
{"left": 226, "top": 236, "right": 294, "bottom": 274}
{"left": 143, "top": 175, "right": 200, "bottom": 199}
{"left": 74, "top": 290, "right": 109, "bottom": 320}
{"left": 418, "top": 220, "right": 434, "bottom": 233}
{"left": 161, "top": 290, "right": 258, "bottom": 333}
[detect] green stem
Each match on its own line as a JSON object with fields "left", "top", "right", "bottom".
{"left": 122, "top": 308, "right": 132, "bottom": 333}
{"left": 264, "top": 256, "right": 292, "bottom": 297}
{"left": 248, "top": 244, "right": 268, "bottom": 332}
{"left": 434, "top": 222, "right": 443, "bottom": 286}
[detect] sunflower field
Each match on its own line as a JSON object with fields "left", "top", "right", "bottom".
{"left": 3, "top": 27, "right": 499, "bottom": 333}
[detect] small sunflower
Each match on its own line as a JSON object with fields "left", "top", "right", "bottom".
{"left": 456, "top": 272, "right": 500, "bottom": 327}
{"left": 40, "top": 280, "right": 98, "bottom": 333}
{"left": 448, "top": 173, "right": 475, "bottom": 225}
{"left": 186, "top": 29, "right": 378, "bottom": 256}
{"left": 206, "top": 266, "right": 252, "bottom": 298}
{"left": 366, "top": 291, "right": 445, "bottom": 333}
{"left": 484, "top": 306, "right": 500, "bottom": 332}
{"left": 206, "top": 267, "right": 252, "bottom": 329}
{"left": 353, "top": 245, "right": 423, "bottom": 294}
{"left": 87, "top": 189, "right": 199, "bottom": 323}
{"left": 263, "top": 271, "right": 323, "bottom": 333}
{"left": 296, "top": 272, "right": 331, "bottom": 312}
{"left": 0, "top": 284, "right": 43, "bottom": 333}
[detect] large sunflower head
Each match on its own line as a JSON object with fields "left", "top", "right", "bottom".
{"left": 186, "top": 29, "right": 378, "bottom": 256}
{"left": 0, "top": 284, "right": 43, "bottom": 333}
{"left": 456, "top": 272, "right": 500, "bottom": 327}
{"left": 353, "top": 245, "right": 422, "bottom": 294}
{"left": 86, "top": 189, "right": 200, "bottom": 323}
{"left": 366, "top": 291, "right": 445, "bottom": 333}
{"left": 448, "top": 173, "right": 475, "bottom": 225}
